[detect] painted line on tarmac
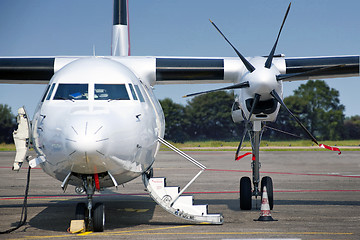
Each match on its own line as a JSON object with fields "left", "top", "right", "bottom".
{"left": 3, "top": 165, "right": 358, "bottom": 178}
{"left": 5, "top": 225, "right": 194, "bottom": 239}
{"left": 0, "top": 166, "right": 42, "bottom": 170}
{"left": 2, "top": 188, "right": 360, "bottom": 201}
{"left": 10, "top": 230, "right": 352, "bottom": 239}
{"left": 206, "top": 168, "right": 360, "bottom": 178}
{"left": 0, "top": 193, "right": 148, "bottom": 201}
{"left": 82, "top": 231, "right": 354, "bottom": 237}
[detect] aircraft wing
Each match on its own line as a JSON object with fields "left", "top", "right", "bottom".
{"left": 0, "top": 55, "right": 358, "bottom": 85}
{"left": 0, "top": 57, "right": 78, "bottom": 84}
{"left": 282, "top": 55, "right": 359, "bottom": 81}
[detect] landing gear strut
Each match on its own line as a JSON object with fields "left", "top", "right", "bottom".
{"left": 239, "top": 121, "right": 274, "bottom": 210}
{"left": 75, "top": 175, "right": 105, "bottom": 232}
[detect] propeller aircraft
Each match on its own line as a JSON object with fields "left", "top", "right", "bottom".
{"left": 0, "top": 0, "right": 358, "bottom": 232}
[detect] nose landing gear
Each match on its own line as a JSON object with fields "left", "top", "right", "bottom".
{"left": 239, "top": 122, "right": 274, "bottom": 211}
{"left": 75, "top": 175, "right": 105, "bottom": 232}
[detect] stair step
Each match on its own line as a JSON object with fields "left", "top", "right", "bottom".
{"left": 163, "top": 186, "right": 180, "bottom": 199}
{"left": 174, "top": 195, "right": 193, "bottom": 206}
{"left": 143, "top": 176, "right": 223, "bottom": 224}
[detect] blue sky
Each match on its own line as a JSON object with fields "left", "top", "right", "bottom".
{"left": 0, "top": 0, "right": 359, "bottom": 117}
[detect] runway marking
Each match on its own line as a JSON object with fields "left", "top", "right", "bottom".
{"left": 5, "top": 226, "right": 192, "bottom": 239}
{"left": 77, "top": 231, "right": 93, "bottom": 236}
{"left": 2, "top": 188, "right": 360, "bottom": 201}
{"left": 2, "top": 165, "right": 360, "bottom": 178}
{"left": 121, "top": 208, "right": 149, "bottom": 213}
{"left": 6, "top": 229, "right": 354, "bottom": 240}
{"left": 206, "top": 168, "right": 360, "bottom": 178}
{"left": 85, "top": 230, "right": 354, "bottom": 237}
{"left": 0, "top": 166, "right": 42, "bottom": 170}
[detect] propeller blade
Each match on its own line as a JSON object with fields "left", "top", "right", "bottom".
{"left": 234, "top": 93, "right": 260, "bottom": 160}
{"left": 270, "top": 89, "right": 319, "bottom": 145}
{"left": 248, "top": 93, "right": 261, "bottom": 120}
{"left": 235, "top": 127, "right": 248, "bottom": 161}
{"left": 210, "top": 19, "right": 256, "bottom": 73}
{"left": 183, "top": 81, "right": 250, "bottom": 98}
{"left": 264, "top": 3, "right": 291, "bottom": 69}
{"left": 276, "top": 64, "right": 346, "bottom": 81}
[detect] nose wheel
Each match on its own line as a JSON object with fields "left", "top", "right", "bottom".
{"left": 239, "top": 176, "right": 274, "bottom": 210}
{"left": 240, "top": 177, "right": 252, "bottom": 210}
{"left": 75, "top": 175, "right": 105, "bottom": 232}
{"left": 75, "top": 202, "right": 105, "bottom": 232}
{"left": 261, "top": 176, "right": 273, "bottom": 210}
{"left": 93, "top": 203, "right": 105, "bottom": 232}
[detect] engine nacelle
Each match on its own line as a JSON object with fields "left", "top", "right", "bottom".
{"left": 231, "top": 101, "right": 245, "bottom": 123}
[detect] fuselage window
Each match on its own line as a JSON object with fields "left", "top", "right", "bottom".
{"left": 45, "top": 83, "right": 56, "bottom": 101}
{"left": 53, "top": 84, "right": 88, "bottom": 100}
{"left": 41, "top": 84, "right": 51, "bottom": 102}
{"left": 94, "top": 84, "right": 130, "bottom": 100}
{"left": 128, "top": 84, "right": 138, "bottom": 100}
{"left": 134, "top": 85, "right": 145, "bottom": 102}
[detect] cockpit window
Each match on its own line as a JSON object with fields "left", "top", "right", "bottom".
{"left": 134, "top": 85, "right": 145, "bottom": 102}
{"left": 41, "top": 85, "right": 50, "bottom": 102}
{"left": 94, "top": 84, "right": 130, "bottom": 100}
{"left": 45, "top": 83, "right": 56, "bottom": 101}
{"left": 128, "top": 84, "right": 138, "bottom": 100}
{"left": 53, "top": 84, "right": 88, "bottom": 100}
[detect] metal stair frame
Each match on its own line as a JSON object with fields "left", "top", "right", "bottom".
{"left": 141, "top": 137, "right": 223, "bottom": 224}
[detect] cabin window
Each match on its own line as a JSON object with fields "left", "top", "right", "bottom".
{"left": 94, "top": 84, "right": 130, "bottom": 100}
{"left": 46, "top": 83, "right": 56, "bottom": 100}
{"left": 53, "top": 84, "right": 88, "bottom": 100}
{"left": 128, "top": 84, "right": 138, "bottom": 100}
{"left": 134, "top": 85, "right": 145, "bottom": 102}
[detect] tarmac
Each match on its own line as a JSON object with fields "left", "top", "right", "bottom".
{"left": 0, "top": 150, "right": 359, "bottom": 240}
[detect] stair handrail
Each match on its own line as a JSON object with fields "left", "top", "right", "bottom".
{"left": 157, "top": 137, "right": 206, "bottom": 206}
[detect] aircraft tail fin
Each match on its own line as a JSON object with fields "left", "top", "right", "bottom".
{"left": 112, "top": 0, "right": 130, "bottom": 56}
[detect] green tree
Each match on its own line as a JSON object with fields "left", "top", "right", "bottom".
{"left": 273, "top": 80, "right": 345, "bottom": 140}
{"left": 159, "top": 98, "right": 189, "bottom": 143}
{"left": 343, "top": 115, "right": 360, "bottom": 139}
{"left": 185, "top": 91, "right": 239, "bottom": 140}
{"left": 0, "top": 104, "right": 16, "bottom": 144}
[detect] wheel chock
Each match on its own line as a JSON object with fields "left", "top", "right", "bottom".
{"left": 69, "top": 220, "right": 85, "bottom": 233}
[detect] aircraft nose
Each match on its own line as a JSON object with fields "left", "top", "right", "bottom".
{"left": 67, "top": 122, "right": 108, "bottom": 153}
{"left": 64, "top": 118, "right": 111, "bottom": 173}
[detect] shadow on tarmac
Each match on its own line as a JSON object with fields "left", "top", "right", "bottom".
{"left": 27, "top": 195, "right": 157, "bottom": 232}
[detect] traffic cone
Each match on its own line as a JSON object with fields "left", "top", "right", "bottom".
{"left": 254, "top": 186, "right": 277, "bottom": 221}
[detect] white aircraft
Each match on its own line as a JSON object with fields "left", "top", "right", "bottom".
{"left": 0, "top": 0, "right": 358, "bottom": 232}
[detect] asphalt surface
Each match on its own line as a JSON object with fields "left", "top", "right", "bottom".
{"left": 0, "top": 150, "right": 359, "bottom": 239}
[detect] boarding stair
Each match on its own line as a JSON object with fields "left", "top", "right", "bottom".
{"left": 142, "top": 137, "right": 223, "bottom": 224}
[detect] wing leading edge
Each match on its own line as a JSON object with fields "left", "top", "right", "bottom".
{"left": 283, "top": 55, "right": 359, "bottom": 81}
{"left": 0, "top": 55, "right": 358, "bottom": 85}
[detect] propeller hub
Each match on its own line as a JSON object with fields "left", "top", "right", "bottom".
{"left": 243, "top": 57, "right": 281, "bottom": 99}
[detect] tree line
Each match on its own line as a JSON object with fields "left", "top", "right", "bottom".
{"left": 160, "top": 80, "right": 360, "bottom": 142}
{"left": 0, "top": 80, "right": 359, "bottom": 144}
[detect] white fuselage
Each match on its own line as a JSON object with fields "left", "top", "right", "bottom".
{"left": 31, "top": 57, "right": 165, "bottom": 187}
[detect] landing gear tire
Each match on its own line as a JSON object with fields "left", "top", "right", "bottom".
{"left": 240, "top": 177, "right": 252, "bottom": 210}
{"left": 261, "top": 176, "right": 273, "bottom": 210}
{"left": 93, "top": 203, "right": 105, "bottom": 232}
{"left": 75, "top": 202, "right": 86, "bottom": 220}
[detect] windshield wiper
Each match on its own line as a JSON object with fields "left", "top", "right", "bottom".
{"left": 57, "top": 97, "right": 75, "bottom": 102}
{"left": 108, "top": 98, "right": 124, "bottom": 102}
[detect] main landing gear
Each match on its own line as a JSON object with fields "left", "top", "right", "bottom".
{"left": 75, "top": 175, "right": 105, "bottom": 232}
{"left": 239, "top": 121, "right": 274, "bottom": 211}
